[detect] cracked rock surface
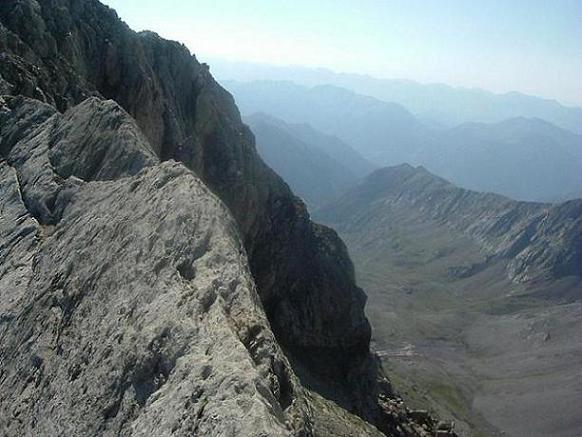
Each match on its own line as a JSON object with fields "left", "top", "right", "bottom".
{"left": 0, "top": 2, "right": 458, "bottom": 435}
{"left": 0, "top": 96, "right": 310, "bottom": 436}
{"left": 0, "top": 0, "right": 372, "bottom": 385}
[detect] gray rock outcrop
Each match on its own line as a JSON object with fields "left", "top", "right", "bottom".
{"left": 0, "top": 1, "right": 458, "bottom": 435}
{"left": 0, "top": 95, "right": 312, "bottom": 435}
{"left": 0, "top": 0, "right": 371, "bottom": 382}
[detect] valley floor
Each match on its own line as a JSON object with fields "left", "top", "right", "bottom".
{"left": 335, "top": 212, "right": 582, "bottom": 437}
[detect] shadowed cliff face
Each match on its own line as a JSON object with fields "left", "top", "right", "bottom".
{"left": 0, "top": 1, "right": 453, "bottom": 434}
{"left": 0, "top": 0, "right": 371, "bottom": 374}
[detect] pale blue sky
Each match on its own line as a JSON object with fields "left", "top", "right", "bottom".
{"left": 101, "top": 0, "right": 582, "bottom": 105}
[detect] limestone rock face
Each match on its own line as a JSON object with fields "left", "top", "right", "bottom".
{"left": 0, "top": 162, "right": 306, "bottom": 436}
{"left": 0, "top": 2, "right": 456, "bottom": 435}
{"left": 0, "top": 162, "right": 39, "bottom": 321}
{"left": 1, "top": 95, "right": 158, "bottom": 223}
{"left": 0, "top": 96, "right": 310, "bottom": 436}
{"left": 0, "top": 0, "right": 371, "bottom": 376}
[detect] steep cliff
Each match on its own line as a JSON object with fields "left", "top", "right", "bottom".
{"left": 0, "top": 1, "right": 454, "bottom": 435}
{"left": 0, "top": 0, "right": 371, "bottom": 361}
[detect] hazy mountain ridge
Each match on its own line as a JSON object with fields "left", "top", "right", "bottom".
{"left": 226, "top": 80, "right": 582, "bottom": 202}
{"left": 245, "top": 112, "right": 375, "bottom": 206}
{"left": 212, "top": 61, "right": 582, "bottom": 134}
{"left": 417, "top": 117, "right": 582, "bottom": 201}
{"left": 272, "top": 118, "right": 376, "bottom": 178}
{"left": 225, "top": 80, "right": 429, "bottom": 165}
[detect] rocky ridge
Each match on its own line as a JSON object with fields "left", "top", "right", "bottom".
{"left": 0, "top": 95, "right": 313, "bottom": 435}
{"left": 0, "top": 1, "right": 455, "bottom": 435}
{"left": 0, "top": 0, "right": 369, "bottom": 408}
{"left": 318, "top": 164, "right": 582, "bottom": 288}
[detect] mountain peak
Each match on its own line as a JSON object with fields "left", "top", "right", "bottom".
{"left": 319, "top": 165, "right": 581, "bottom": 286}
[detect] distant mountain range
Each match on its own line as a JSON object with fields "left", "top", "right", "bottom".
{"left": 227, "top": 80, "right": 426, "bottom": 165}
{"left": 245, "top": 113, "right": 375, "bottom": 206}
{"left": 212, "top": 60, "right": 582, "bottom": 134}
{"left": 417, "top": 117, "right": 582, "bottom": 202}
{"left": 227, "top": 80, "right": 582, "bottom": 202}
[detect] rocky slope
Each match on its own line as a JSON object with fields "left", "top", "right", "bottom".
{"left": 319, "top": 164, "right": 582, "bottom": 288}
{"left": 316, "top": 165, "right": 582, "bottom": 436}
{"left": 0, "top": 1, "right": 453, "bottom": 435}
{"left": 0, "top": 95, "right": 310, "bottom": 436}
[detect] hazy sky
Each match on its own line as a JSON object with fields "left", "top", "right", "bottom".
{"left": 101, "top": 0, "right": 582, "bottom": 106}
